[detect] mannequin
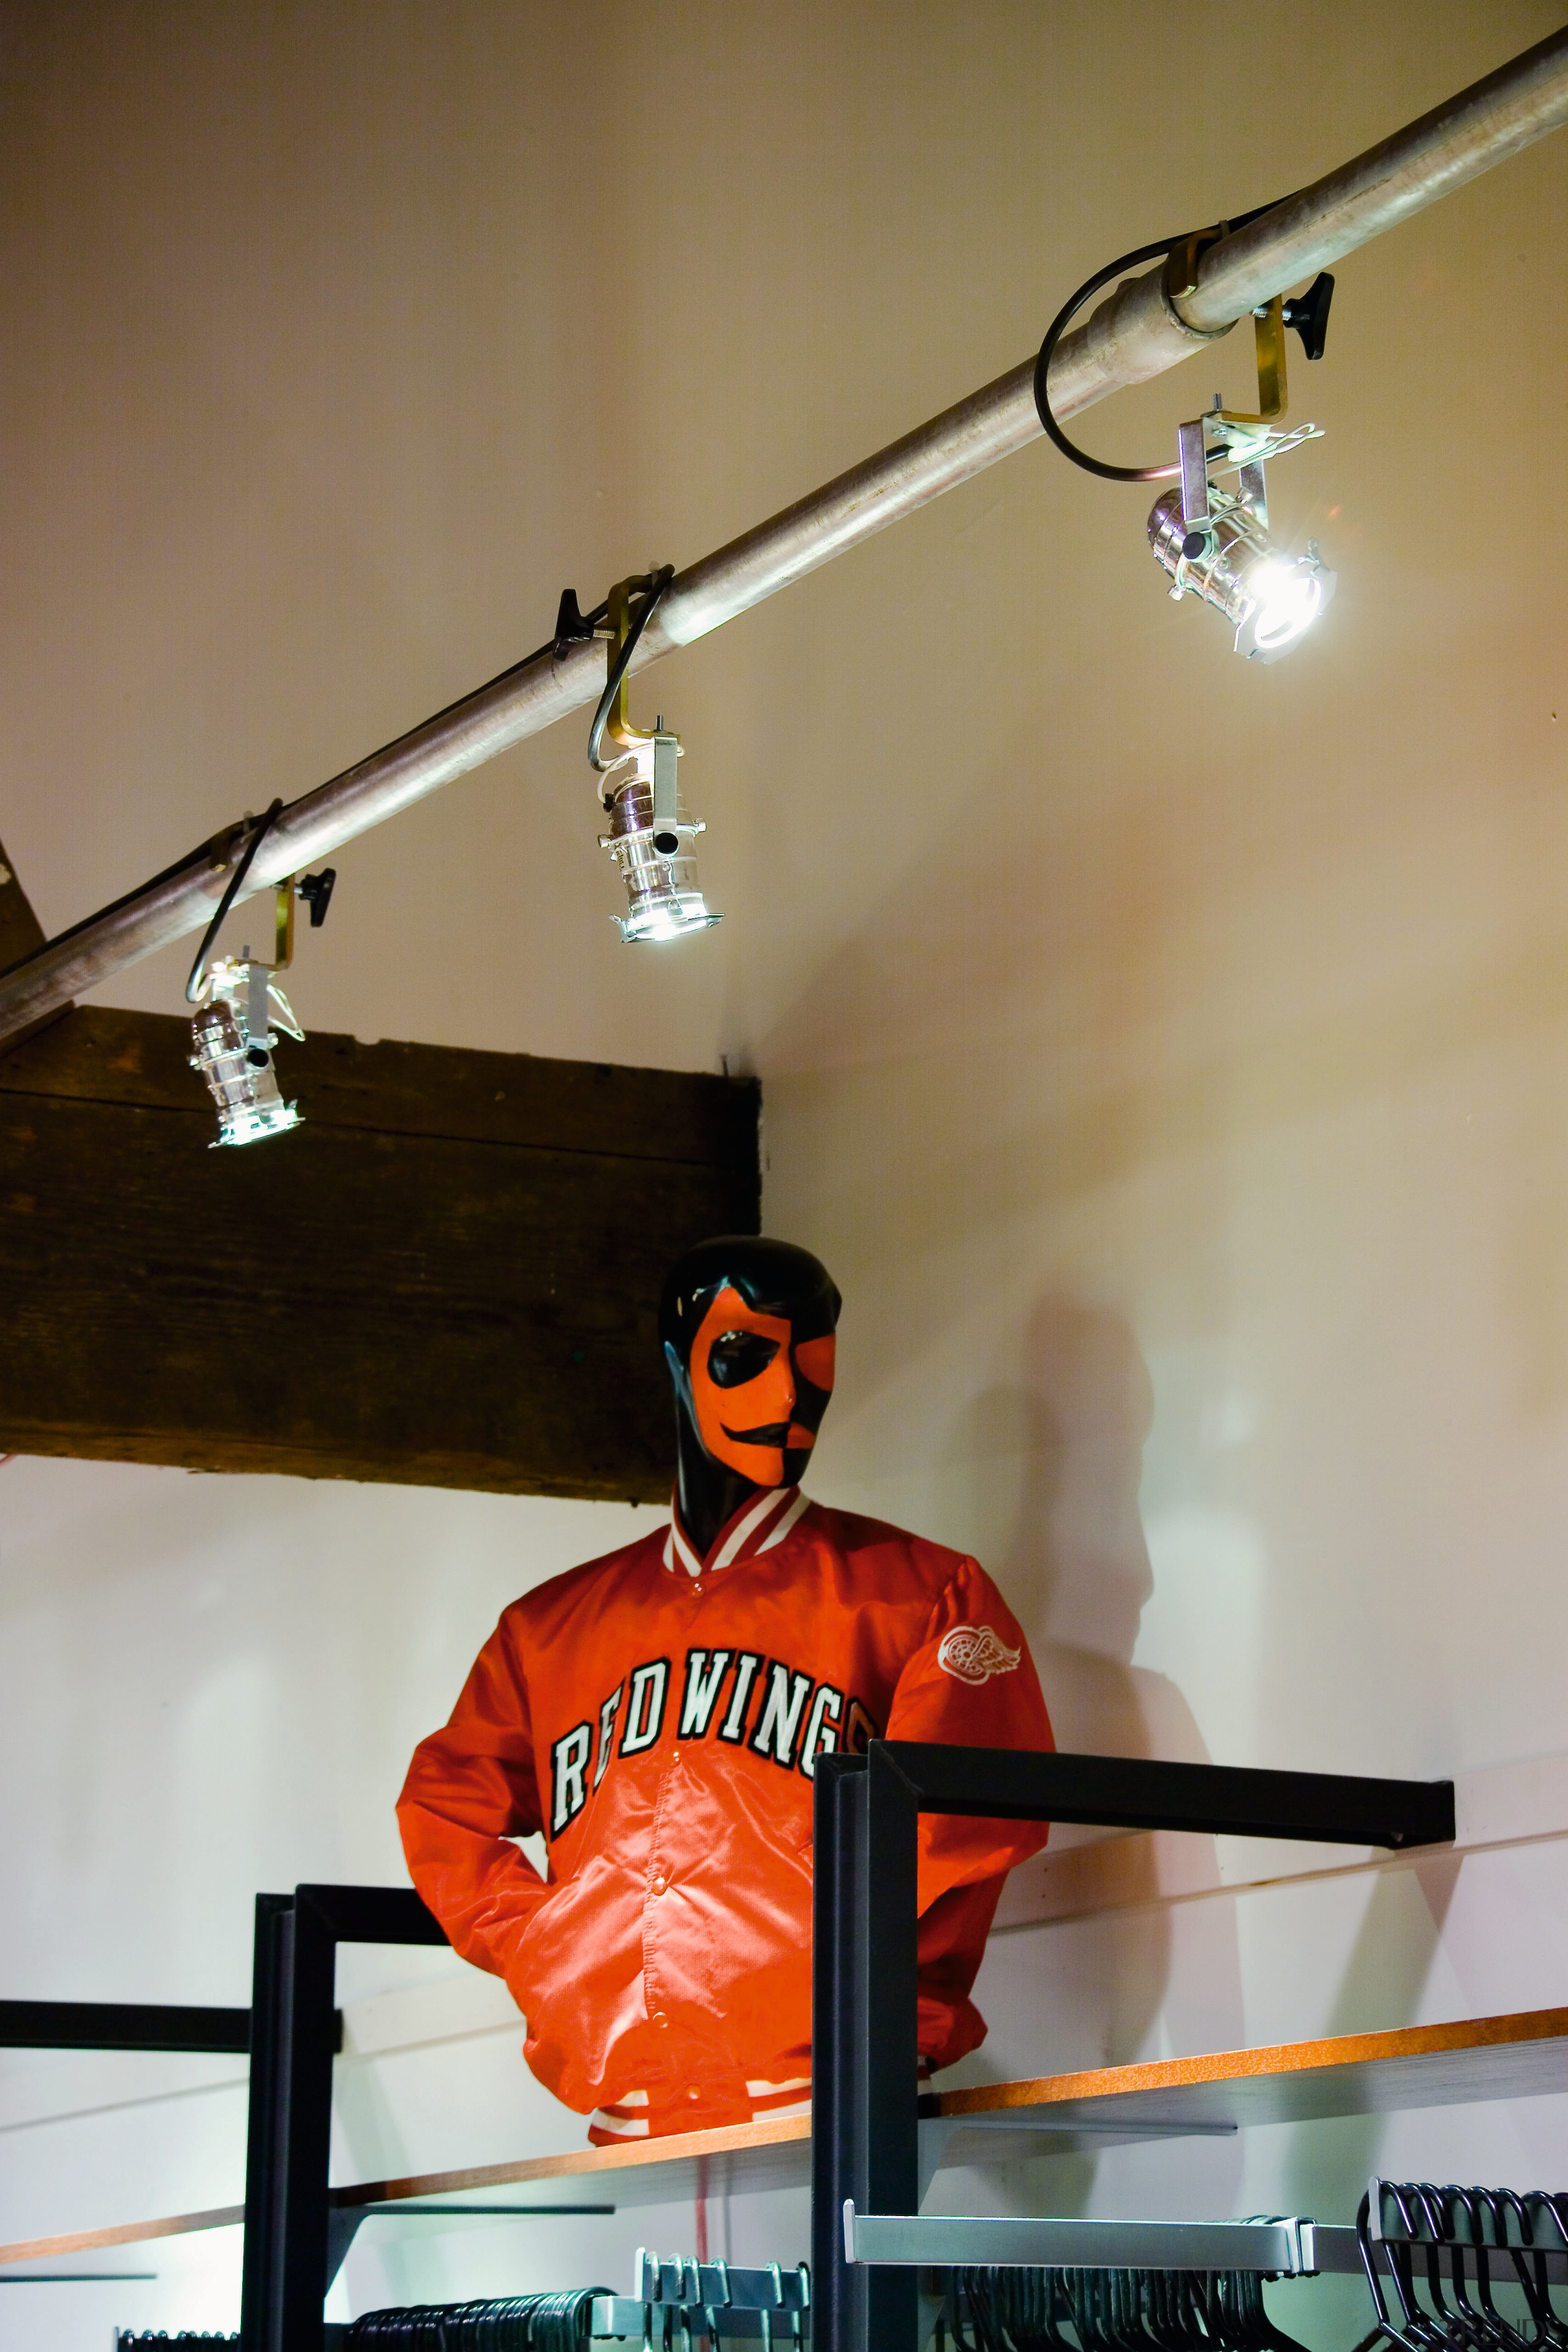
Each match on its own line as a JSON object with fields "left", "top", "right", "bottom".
{"left": 399, "top": 1234, "right": 1054, "bottom": 2143}
{"left": 663, "top": 1235, "right": 840, "bottom": 1553}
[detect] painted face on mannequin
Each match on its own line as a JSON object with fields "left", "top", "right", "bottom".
{"left": 662, "top": 1236, "right": 842, "bottom": 1554}
{"left": 690, "top": 1286, "right": 837, "bottom": 1488}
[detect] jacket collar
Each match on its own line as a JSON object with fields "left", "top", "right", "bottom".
{"left": 664, "top": 1485, "right": 809, "bottom": 1578}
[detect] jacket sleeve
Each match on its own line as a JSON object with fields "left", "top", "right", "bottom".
{"left": 883, "top": 1555, "right": 1055, "bottom": 1916}
{"left": 396, "top": 1611, "right": 551, "bottom": 1982}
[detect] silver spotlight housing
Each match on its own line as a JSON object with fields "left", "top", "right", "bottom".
{"left": 189, "top": 954, "right": 304, "bottom": 1147}
{"left": 582, "top": 570, "right": 720, "bottom": 944}
{"left": 1148, "top": 484, "right": 1336, "bottom": 663}
{"left": 598, "top": 733, "right": 720, "bottom": 945}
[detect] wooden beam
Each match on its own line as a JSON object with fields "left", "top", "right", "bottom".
{"left": 0, "top": 835, "right": 72, "bottom": 1058}
{"left": 0, "top": 835, "right": 45, "bottom": 967}
{"left": 0, "top": 1005, "right": 758, "bottom": 1498}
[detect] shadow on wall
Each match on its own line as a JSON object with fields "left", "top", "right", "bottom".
{"left": 930, "top": 1299, "right": 1248, "bottom": 2225}
{"left": 959, "top": 1297, "right": 1210, "bottom": 1768}
{"left": 943, "top": 1301, "right": 1245, "bottom": 2092}
{"left": 1275, "top": 1857, "right": 1463, "bottom": 2232}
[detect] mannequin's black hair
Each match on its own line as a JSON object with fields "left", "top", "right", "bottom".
{"left": 659, "top": 1234, "right": 841, "bottom": 1370}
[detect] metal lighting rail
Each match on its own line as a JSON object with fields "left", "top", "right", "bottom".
{"left": 1, "top": 26, "right": 1565, "bottom": 1042}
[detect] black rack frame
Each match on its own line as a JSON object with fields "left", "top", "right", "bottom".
{"left": 239, "top": 1885, "right": 447, "bottom": 2352}
{"left": 0, "top": 1999, "right": 252, "bottom": 2053}
{"left": 809, "top": 1743, "right": 1456, "bottom": 2352}
{"left": 4, "top": 1750, "right": 1453, "bottom": 2351}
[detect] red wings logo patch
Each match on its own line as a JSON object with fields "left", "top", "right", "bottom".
{"left": 937, "top": 1624, "right": 1021, "bottom": 1685}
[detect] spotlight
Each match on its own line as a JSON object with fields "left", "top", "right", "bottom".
{"left": 184, "top": 799, "right": 336, "bottom": 1145}
{"left": 1148, "top": 483, "right": 1336, "bottom": 663}
{"left": 581, "top": 571, "right": 720, "bottom": 944}
{"left": 1033, "top": 230, "right": 1340, "bottom": 665}
{"left": 597, "top": 727, "right": 720, "bottom": 945}
{"left": 1147, "top": 379, "right": 1335, "bottom": 663}
{"left": 189, "top": 954, "right": 305, "bottom": 1148}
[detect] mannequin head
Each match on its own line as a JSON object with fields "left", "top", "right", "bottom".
{"left": 660, "top": 1235, "right": 841, "bottom": 1555}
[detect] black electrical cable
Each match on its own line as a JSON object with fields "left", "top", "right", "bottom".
{"left": 184, "top": 797, "right": 285, "bottom": 1004}
{"left": 1031, "top": 198, "right": 1295, "bottom": 484}
{"left": 587, "top": 566, "right": 674, "bottom": 775}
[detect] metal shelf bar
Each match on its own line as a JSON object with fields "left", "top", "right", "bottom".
{"left": 843, "top": 2206, "right": 1316, "bottom": 2275}
{"left": 840, "top": 2212, "right": 1568, "bottom": 2285}
{"left": 0, "top": 2000, "right": 252, "bottom": 2054}
{"left": 592, "top": 2302, "right": 809, "bottom": 2340}
{"left": 890, "top": 1745, "right": 1455, "bottom": 1849}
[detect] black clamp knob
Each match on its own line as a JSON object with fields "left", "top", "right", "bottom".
{"left": 297, "top": 869, "right": 336, "bottom": 929}
{"left": 553, "top": 587, "right": 598, "bottom": 660}
{"left": 1282, "top": 272, "right": 1335, "bottom": 361}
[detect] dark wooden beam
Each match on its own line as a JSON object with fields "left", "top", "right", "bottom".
{"left": 0, "top": 835, "right": 46, "bottom": 967}
{"left": 0, "top": 1005, "right": 759, "bottom": 1498}
{"left": 0, "top": 834, "right": 73, "bottom": 1057}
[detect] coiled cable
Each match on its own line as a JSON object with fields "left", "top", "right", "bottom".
{"left": 1031, "top": 198, "right": 1294, "bottom": 486}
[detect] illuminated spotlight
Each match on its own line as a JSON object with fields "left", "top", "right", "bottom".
{"left": 567, "top": 569, "right": 720, "bottom": 943}
{"left": 598, "top": 730, "right": 720, "bottom": 945}
{"left": 1148, "top": 485, "right": 1336, "bottom": 663}
{"left": 183, "top": 797, "right": 336, "bottom": 1144}
{"left": 189, "top": 954, "right": 305, "bottom": 1147}
{"left": 1032, "top": 244, "right": 1340, "bottom": 665}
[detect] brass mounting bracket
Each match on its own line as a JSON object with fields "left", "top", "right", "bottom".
{"left": 1219, "top": 296, "right": 1289, "bottom": 427}
{"left": 274, "top": 876, "right": 297, "bottom": 971}
{"left": 601, "top": 575, "right": 660, "bottom": 758}
{"left": 1165, "top": 228, "right": 1289, "bottom": 427}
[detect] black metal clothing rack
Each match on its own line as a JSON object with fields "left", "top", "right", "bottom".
{"left": 809, "top": 1744, "right": 1455, "bottom": 2352}
{"left": 4, "top": 1749, "right": 1455, "bottom": 2350}
{"left": 239, "top": 1885, "right": 448, "bottom": 2352}
{"left": 0, "top": 1999, "right": 253, "bottom": 2052}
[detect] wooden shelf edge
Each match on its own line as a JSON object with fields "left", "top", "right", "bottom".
{"left": 335, "top": 2109, "right": 812, "bottom": 2208}
{"left": 12, "top": 2005, "right": 1567, "bottom": 2264}
{"left": 930, "top": 2004, "right": 1568, "bottom": 2118}
{"left": 0, "top": 2203, "right": 243, "bottom": 2267}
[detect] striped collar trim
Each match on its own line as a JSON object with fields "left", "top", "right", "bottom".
{"left": 663, "top": 1486, "right": 809, "bottom": 1578}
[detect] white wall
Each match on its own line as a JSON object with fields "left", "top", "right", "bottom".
{"left": 2, "top": 1, "right": 1567, "bottom": 2343}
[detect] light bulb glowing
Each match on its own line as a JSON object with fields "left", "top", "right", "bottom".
{"left": 1241, "top": 558, "right": 1325, "bottom": 655}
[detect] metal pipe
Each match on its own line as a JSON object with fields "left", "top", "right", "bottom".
{"left": 1181, "top": 26, "right": 1568, "bottom": 333}
{"left": 3, "top": 25, "right": 1565, "bottom": 1041}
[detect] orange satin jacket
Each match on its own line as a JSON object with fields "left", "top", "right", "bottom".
{"left": 397, "top": 1487, "right": 1054, "bottom": 2139}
